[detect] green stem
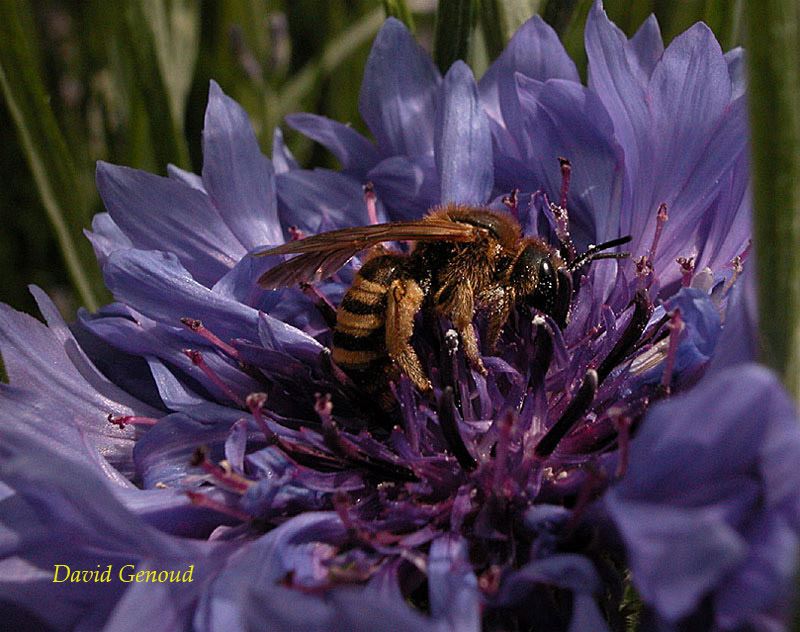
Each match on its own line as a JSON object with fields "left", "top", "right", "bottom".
{"left": 746, "top": 0, "right": 800, "bottom": 403}
{"left": 434, "top": 0, "right": 478, "bottom": 72}
{"left": 0, "top": 2, "right": 100, "bottom": 310}
{"left": 383, "top": 0, "right": 415, "bottom": 31}
{"left": 279, "top": 7, "right": 385, "bottom": 120}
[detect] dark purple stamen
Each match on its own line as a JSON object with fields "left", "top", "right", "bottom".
{"left": 535, "top": 369, "right": 598, "bottom": 458}
{"left": 613, "top": 413, "right": 632, "bottom": 478}
{"left": 596, "top": 290, "right": 652, "bottom": 383}
{"left": 439, "top": 387, "right": 477, "bottom": 471}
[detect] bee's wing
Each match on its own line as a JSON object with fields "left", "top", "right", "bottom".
{"left": 256, "top": 219, "right": 479, "bottom": 289}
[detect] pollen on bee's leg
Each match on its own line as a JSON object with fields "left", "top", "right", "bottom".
{"left": 180, "top": 317, "right": 241, "bottom": 360}
{"left": 363, "top": 181, "right": 379, "bottom": 225}
{"left": 107, "top": 413, "right": 158, "bottom": 429}
{"left": 185, "top": 490, "right": 252, "bottom": 521}
{"left": 182, "top": 348, "right": 245, "bottom": 407}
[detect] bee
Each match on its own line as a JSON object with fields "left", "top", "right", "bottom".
{"left": 256, "top": 204, "right": 630, "bottom": 406}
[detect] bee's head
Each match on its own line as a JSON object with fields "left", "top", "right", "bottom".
{"left": 510, "top": 241, "right": 565, "bottom": 319}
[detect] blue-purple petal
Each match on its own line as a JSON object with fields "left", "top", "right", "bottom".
{"left": 202, "top": 81, "right": 282, "bottom": 249}
{"left": 286, "top": 113, "right": 380, "bottom": 174}
{"left": 435, "top": 62, "right": 493, "bottom": 205}
{"left": 359, "top": 18, "right": 440, "bottom": 157}
{"left": 97, "top": 161, "right": 243, "bottom": 286}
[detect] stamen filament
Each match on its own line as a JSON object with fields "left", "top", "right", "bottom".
{"left": 363, "top": 181, "right": 380, "bottom": 226}
{"left": 660, "top": 310, "right": 684, "bottom": 394}
{"left": 107, "top": 413, "right": 158, "bottom": 429}
{"left": 185, "top": 490, "right": 251, "bottom": 521}
{"left": 182, "top": 349, "right": 245, "bottom": 407}
{"left": 180, "top": 318, "right": 241, "bottom": 360}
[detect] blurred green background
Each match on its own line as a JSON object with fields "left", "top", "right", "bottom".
{"left": 0, "top": 0, "right": 742, "bottom": 317}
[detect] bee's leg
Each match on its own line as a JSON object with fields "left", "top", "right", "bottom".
{"left": 485, "top": 287, "right": 515, "bottom": 353}
{"left": 441, "top": 281, "right": 487, "bottom": 375}
{"left": 386, "top": 278, "right": 432, "bottom": 392}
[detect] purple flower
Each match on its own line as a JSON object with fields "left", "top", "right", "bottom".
{"left": 1, "top": 3, "right": 798, "bottom": 631}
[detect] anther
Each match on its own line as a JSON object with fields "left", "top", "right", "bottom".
{"left": 315, "top": 392, "right": 334, "bottom": 426}
{"left": 558, "top": 157, "right": 572, "bottom": 210}
{"left": 676, "top": 256, "right": 695, "bottom": 287}
{"left": 182, "top": 348, "right": 245, "bottom": 407}
{"left": 107, "top": 413, "right": 158, "bottom": 429}
{"left": 189, "top": 446, "right": 251, "bottom": 493}
{"left": 534, "top": 369, "right": 598, "bottom": 458}
{"left": 180, "top": 317, "right": 241, "bottom": 360}
{"left": 723, "top": 254, "right": 745, "bottom": 295}
{"left": 246, "top": 392, "right": 275, "bottom": 442}
{"left": 363, "top": 181, "right": 379, "bottom": 225}
{"left": 648, "top": 203, "right": 669, "bottom": 262}
{"left": 288, "top": 225, "right": 305, "bottom": 241}
{"left": 502, "top": 188, "right": 520, "bottom": 219}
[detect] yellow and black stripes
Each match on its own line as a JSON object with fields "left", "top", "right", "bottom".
{"left": 332, "top": 254, "right": 400, "bottom": 371}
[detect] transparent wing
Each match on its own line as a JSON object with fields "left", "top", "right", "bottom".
{"left": 256, "top": 219, "right": 479, "bottom": 289}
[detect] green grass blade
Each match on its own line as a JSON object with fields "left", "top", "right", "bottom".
{"left": 280, "top": 7, "right": 385, "bottom": 121}
{"left": 0, "top": 1, "right": 100, "bottom": 310}
{"left": 746, "top": 0, "right": 800, "bottom": 402}
{"left": 122, "top": 1, "right": 192, "bottom": 169}
{"left": 383, "top": 0, "right": 415, "bottom": 31}
{"left": 141, "top": 0, "right": 200, "bottom": 131}
{"left": 433, "top": 0, "right": 478, "bottom": 72}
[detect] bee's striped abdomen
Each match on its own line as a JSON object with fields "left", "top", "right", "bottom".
{"left": 332, "top": 255, "right": 400, "bottom": 372}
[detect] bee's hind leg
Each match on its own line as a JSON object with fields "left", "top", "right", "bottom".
{"left": 386, "top": 278, "right": 432, "bottom": 393}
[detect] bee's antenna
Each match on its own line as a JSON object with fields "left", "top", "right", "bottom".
{"left": 569, "top": 235, "right": 632, "bottom": 272}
